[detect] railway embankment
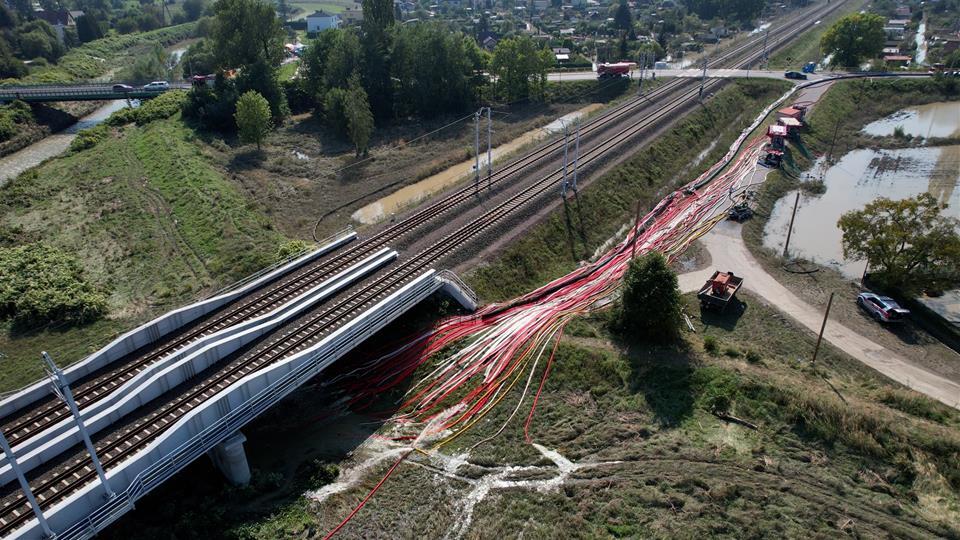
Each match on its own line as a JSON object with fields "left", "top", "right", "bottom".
{"left": 464, "top": 78, "right": 792, "bottom": 301}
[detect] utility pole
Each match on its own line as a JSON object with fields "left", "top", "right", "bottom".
{"left": 637, "top": 52, "right": 647, "bottom": 94}
{"left": 486, "top": 107, "right": 493, "bottom": 190}
{"left": 631, "top": 200, "right": 642, "bottom": 259}
{"left": 571, "top": 118, "right": 580, "bottom": 192}
{"left": 698, "top": 53, "right": 708, "bottom": 102}
{"left": 42, "top": 351, "right": 115, "bottom": 500}
{"left": 762, "top": 29, "right": 770, "bottom": 69}
{"left": 812, "top": 293, "right": 835, "bottom": 364}
{"left": 474, "top": 109, "right": 481, "bottom": 195}
{"left": 827, "top": 118, "right": 841, "bottom": 163}
{"left": 561, "top": 122, "right": 569, "bottom": 198}
{"left": 0, "top": 431, "right": 54, "bottom": 538}
{"left": 782, "top": 191, "right": 800, "bottom": 259}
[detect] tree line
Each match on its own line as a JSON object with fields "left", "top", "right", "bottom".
{"left": 183, "top": 0, "right": 555, "bottom": 156}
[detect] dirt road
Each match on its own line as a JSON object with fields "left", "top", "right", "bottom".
{"left": 679, "top": 220, "right": 960, "bottom": 410}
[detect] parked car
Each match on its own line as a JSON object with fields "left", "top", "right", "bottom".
{"left": 142, "top": 81, "right": 170, "bottom": 91}
{"left": 112, "top": 83, "right": 133, "bottom": 92}
{"left": 857, "top": 292, "right": 910, "bottom": 323}
{"left": 784, "top": 71, "right": 808, "bottom": 80}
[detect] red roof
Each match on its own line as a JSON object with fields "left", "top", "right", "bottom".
{"left": 778, "top": 107, "right": 803, "bottom": 119}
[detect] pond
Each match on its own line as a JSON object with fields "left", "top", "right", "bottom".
{"left": 861, "top": 101, "right": 960, "bottom": 139}
{"left": 762, "top": 145, "right": 960, "bottom": 278}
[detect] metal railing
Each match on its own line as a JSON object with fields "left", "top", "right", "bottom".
{"left": 54, "top": 272, "right": 442, "bottom": 540}
{"left": 207, "top": 226, "right": 354, "bottom": 299}
{"left": 436, "top": 269, "right": 479, "bottom": 306}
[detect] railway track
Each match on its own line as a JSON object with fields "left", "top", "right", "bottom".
{"left": 0, "top": 13, "right": 771, "bottom": 447}
{"left": 0, "top": 0, "right": 845, "bottom": 534}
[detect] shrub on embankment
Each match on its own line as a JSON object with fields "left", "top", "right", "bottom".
{"left": 0, "top": 243, "right": 107, "bottom": 326}
{"left": 466, "top": 79, "right": 792, "bottom": 301}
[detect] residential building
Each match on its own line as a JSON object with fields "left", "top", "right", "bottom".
{"left": 306, "top": 10, "right": 340, "bottom": 32}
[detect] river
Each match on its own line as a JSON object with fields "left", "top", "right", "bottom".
{"left": 0, "top": 46, "right": 189, "bottom": 187}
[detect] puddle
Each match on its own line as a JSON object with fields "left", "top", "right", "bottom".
{"left": 351, "top": 104, "right": 603, "bottom": 224}
{"left": 862, "top": 101, "right": 960, "bottom": 138}
{"left": 762, "top": 146, "right": 960, "bottom": 278}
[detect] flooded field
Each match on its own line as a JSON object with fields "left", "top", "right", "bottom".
{"left": 351, "top": 104, "right": 603, "bottom": 224}
{"left": 862, "top": 101, "right": 960, "bottom": 138}
{"left": 763, "top": 145, "right": 960, "bottom": 277}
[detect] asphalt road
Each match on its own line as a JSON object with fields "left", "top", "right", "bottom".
{"left": 548, "top": 68, "right": 829, "bottom": 82}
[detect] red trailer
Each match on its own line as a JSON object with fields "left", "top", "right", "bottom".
{"left": 597, "top": 62, "right": 635, "bottom": 79}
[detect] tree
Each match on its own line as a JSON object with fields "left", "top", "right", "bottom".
{"left": 360, "top": 0, "right": 394, "bottom": 120}
{"left": 613, "top": 251, "right": 683, "bottom": 343}
{"left": 0, "top": 37, "right": 26, "bottom": 78}
{"left": 344, "top": 74, "right": 373, "bottom": 156}
{"left": 820, "top": 13, "right": 885, "bottom": 69}
{"left": 614, "top": 0, "right": 632, "bottom": 32}
{"left": 182, "top": 0, "right": 205, "bottom": 20}
{"left": 361, "top": 0, "right": 394, "bottom": 35}
{"left": 234, "top": 90, "right": 272, "bottom": 150}
{"left": 211, "top": 0, "right": 285, "bottom": 69}
{"left": 490, "top": 36, "right": 551, "bottom": 102}
{"left": 180, "top": 38, "right": 217, "bottom": 76}
{"left": 75, "top": 14, "right": 106, "bottom": 43}
{"left": 838, "top": 193, "right": 960, "bottom": 294}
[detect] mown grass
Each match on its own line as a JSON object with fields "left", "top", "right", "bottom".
{"left": 466, "top": 79, "right": 792, "bottom": 301}
{"left": 0, "top": 114, "right": 283, "bottom": 392}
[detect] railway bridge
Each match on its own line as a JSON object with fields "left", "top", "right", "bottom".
{"left": 0, "top": 1, "right": 859, "bottom": 536}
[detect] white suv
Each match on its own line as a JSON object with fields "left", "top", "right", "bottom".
{"left": 143, "top": 81, "right": 170, "bottom": 91}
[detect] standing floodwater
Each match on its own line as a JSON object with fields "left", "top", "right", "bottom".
{"left": 861, "top": 101, "right": 960, "bottom": 139}
{"left": 763, "top": 146, "right": 960, "bottom": 277}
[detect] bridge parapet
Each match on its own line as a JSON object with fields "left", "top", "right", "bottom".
{"left": 12, "top": 269, "right": 477, "bottom": 539}
{"left": 0, "top": 228, "right": 356, "bottom": 418}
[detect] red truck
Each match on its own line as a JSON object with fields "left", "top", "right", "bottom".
{"left": 597, "top": 62, "right": 635, "bottom": 79}
{"left": 697, "top": 271, "right": 743, "bottom": 312}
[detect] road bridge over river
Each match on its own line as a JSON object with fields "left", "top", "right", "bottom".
{"left": 0, "top": 83, "right": 191, "bottom": 103}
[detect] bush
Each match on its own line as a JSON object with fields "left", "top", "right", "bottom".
{"left": 0, "top": 113, "right": 13, "bottom": 141}
{"left": 275, "top": 239, "right": 312, "bottom": 262}
{"left": 612, "top": 252, "right": 683, "bottom": 344}
{"left": 105, "top": 90, "right": 188, "bottom": 126}
{"left": 0, "top": 243, "right": 107, "bottom": 326}
{"left": 69, "top": 124, "right": 109, "bottom": 151}
{"left": 703, "top": 335, "right": 719, "bottom": 355}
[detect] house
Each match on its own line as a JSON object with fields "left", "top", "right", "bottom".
{"left": 34, "top": 9, "right": 82, "bottom": 44}
{"left": 696, "top": 32, "right": 719, "bottom": 43}
{"left": 341, "top": 5, "right": 364, "bottom": 23}
{"left": 887, "top": 19, "right": 909, "bottom": 28}
{"left": 559, "top": 27, "right": 575, "bottom": 35}
{"left": 884, "top": 25, "right": 905, "bottom": 40}
{"left": 944, "top": 37, "right": 960, "bottom": 55}
{"left": 481, "top": 35, "right": 498, "bottom": 51}
{"left": 882, "top": 46, "right": 901, "bottom": 54}
{"left": 883, "top": 54, "right": 912, "bottom": 66}
{"left": 895, "top": 5, "right": 910, "bottom": 17}
{"left": 306, "top": 10, "right": 340, "bottom": 32}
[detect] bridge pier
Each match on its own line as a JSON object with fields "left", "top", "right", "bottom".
{"left": 208, "top": 432, "right": 251, "bottom": 485}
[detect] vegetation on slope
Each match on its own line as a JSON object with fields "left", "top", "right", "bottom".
{"left": 467, "top": 78, "right": 792, "bottom": 301}
{"left": 0, "top": 112, "right": 283, "bottom": 391}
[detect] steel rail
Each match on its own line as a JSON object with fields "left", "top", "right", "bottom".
{"left": 0, "top": 0, "right": 845, "bottom": 533}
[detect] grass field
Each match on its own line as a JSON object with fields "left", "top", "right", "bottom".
{"left": 288, "top": 0, "right": 357, "bottom": 18}
{"left": 0, "top": 114, "right": 284, "bottom": 392}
